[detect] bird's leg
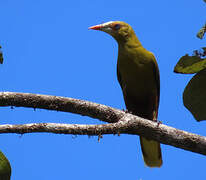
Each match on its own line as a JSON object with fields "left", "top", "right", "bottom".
{"left": 122, "top": 109, "right": 133, "bottom": 114}
{"left": 122, "top": 108, "right": 129, "bottom": 113}
{"left": 156, "top": 120, "right": 162, "bottom": 127}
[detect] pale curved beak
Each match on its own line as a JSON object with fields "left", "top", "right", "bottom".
{"left": 88, "top": 24, "right": 102, "bottom": 30}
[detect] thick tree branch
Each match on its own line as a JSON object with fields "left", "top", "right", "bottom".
{"left": 0, "top": 92, "right": 122, "bottom": 123}
{"left": 0, "top": 92, "right": 206, "bottom": 156}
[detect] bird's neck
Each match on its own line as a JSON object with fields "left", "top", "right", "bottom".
{"left": 117, "top": 34, "right": 142, "bottom": 49}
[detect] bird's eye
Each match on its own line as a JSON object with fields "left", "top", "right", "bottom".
{"left": 113, "top": 24, "right": 121, "bottom": 30}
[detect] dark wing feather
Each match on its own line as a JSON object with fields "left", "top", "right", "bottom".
{"left": 151, "top": 55, "right": 160, "bottom": 119}
{"left": 117, "top": 65, "right": 123, "bottom": 89}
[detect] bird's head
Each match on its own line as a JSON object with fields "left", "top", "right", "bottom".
{"left": 89, "top": 21, "right": 136, "bottom": 43}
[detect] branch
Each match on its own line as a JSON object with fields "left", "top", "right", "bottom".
{"left": 0, "top": 92, "right": 123, "bottom": 123}
{"left": 0, "top": 92, "right": 206, "bottom": 156}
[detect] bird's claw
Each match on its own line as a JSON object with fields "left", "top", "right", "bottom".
{"left": 157, "top": 120, "right": 162, "bottom": 127}
{"left": 122, "top": 109, "right": 132, "bottom": 114}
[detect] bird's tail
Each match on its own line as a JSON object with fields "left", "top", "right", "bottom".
{"left": 140, "top": 136, "right": 162, "bottom": 167}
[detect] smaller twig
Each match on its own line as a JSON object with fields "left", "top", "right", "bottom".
{"left": 0, "top": 116, "right": 206, "bottom": 156}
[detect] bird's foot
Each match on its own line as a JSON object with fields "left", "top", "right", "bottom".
{"left": 156, "top": 120, "right": 162, "bottom": 127}
{"left": 122, "top": 109, "right": 132, "bottom": 114}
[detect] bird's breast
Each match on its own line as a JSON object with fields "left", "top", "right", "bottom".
{"left": 117, "top": 52, "right": 157, "bottom": 98}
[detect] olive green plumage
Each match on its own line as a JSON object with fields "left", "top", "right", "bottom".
{"left": 0, "top": 150, "right": 11, "bottom": 180}
{"left": 89, "top": 21, "right": 162, "bottom": 167}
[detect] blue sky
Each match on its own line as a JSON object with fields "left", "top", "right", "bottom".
{"left": 0, "top": 0, "right": 205, "bottom": 179}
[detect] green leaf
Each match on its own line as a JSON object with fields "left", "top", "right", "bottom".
{"left": 174, "top": 48, "right": 206, "bottom": 74}
{"left": 0, "top": 52, "right": 3, "bottom": 64}
{"left": 183, "top": 68, "right": 206, "bottom": 121}
{"left": 197, "top": 23, "right": 206, "bottom": 39}
{"left": 0, "top": 151, "right": 11, "bottom": 180}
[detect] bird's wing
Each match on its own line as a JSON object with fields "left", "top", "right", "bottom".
{"left": 151, "top": 54, "right": 160, "bottom": 119}
{"left": 117, "top": 65, "right": 123, "bottom": 90}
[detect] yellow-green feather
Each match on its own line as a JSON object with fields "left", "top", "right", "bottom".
{"left": 115, "top": 22, "right": 162, "bottom": 167}
{"left": 90, "top": 21, "right": 162, "bottom": 167}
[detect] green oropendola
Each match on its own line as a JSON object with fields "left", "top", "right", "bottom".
{"left": 89, "top": 21, "right": 162, "bottom": 167}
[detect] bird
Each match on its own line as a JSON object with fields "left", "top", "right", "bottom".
{"left": 89, "top": 21, "right": 162, "bottom": 167}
